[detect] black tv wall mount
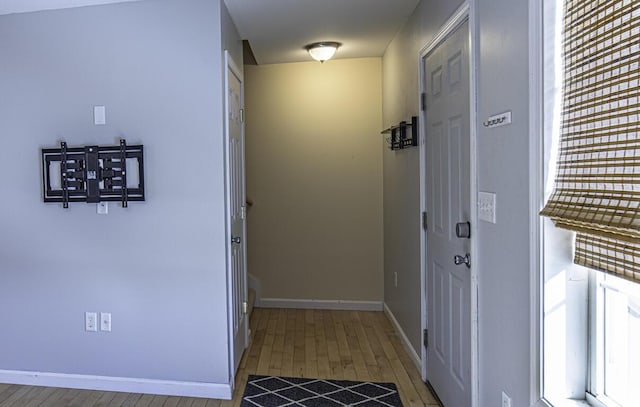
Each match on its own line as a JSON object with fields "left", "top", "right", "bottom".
{"left": 42, "top": 139, "right": 145, "bottom": 208}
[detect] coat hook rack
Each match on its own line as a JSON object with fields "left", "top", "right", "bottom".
{"left": 381, "top": 116, "right": 418, "bottom": 150}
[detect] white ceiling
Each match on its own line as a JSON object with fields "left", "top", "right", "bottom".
{"left": 0, "top": 0, "right": 420, "bottom": 65}
{"left": 224, "top": 0, "right": 420, "bottom": 64}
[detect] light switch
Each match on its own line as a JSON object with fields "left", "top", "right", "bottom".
{"left": 94, "top": 106, "right": 106, "bottom": 125}
{"left": 478, "top": 191, "right": 497, "bottom": 224}
{"left": 100, "top": 312, "right": 111, "bottom": 332}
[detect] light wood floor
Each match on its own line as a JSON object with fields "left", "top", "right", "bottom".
{"left": 0, "top": 308, "right": 440, "bottom": 407}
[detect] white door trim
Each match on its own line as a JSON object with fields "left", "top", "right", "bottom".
{"left": 418, "top": 2, "right": 478, "bottom": 407}
{"left": 528, "top": 0, "right": 544, "bottom": 405}
{"left": 224, "top": 49, "right": 245, "bottom": 392}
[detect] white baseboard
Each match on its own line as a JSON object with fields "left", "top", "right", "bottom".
{"left": 383, "top": 303, "right": 421, "bottom": 371}
{"left": 257, "top": 298, "right": 383, "bottom": 311}
{"left": 0, "top": 370, "right": 232, "bottom": 400}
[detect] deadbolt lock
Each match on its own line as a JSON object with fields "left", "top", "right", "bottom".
{"left": 455, "top": 222, "right": 471, "bottom": 239}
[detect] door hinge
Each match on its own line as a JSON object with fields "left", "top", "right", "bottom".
{"left": 241, "top": 205, "right": 247, "bottom": 220}
{"left": 422, "top": 211, "right": 428, "bottom": 231}
{"left": 240, "top": 108, "right": 244, "bottom": 123}
{"left": 421, "top": 92, "right": 426, "bottom": 111}
{"left": 242, "top": 301, "right": 248, "bottom": 315}
{"left": 423, "top": 328, "right": 429, "bottom": 349}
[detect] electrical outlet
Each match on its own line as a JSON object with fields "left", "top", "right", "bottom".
{"left": 100, "top": 312, "right": 111, "bottom": 332}
{"left": 85, "top": 312, "right": 98, "bottom": 332}
{"left": 501, "top": 391, "right": 511, "bottom": 407}
{"left": 97, "top": 201, "right": 108, "bottom": 215}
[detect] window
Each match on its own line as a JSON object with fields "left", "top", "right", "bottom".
{"left": 589, "top": 272, "right": 640, "bottom": 406}
{"left": 542, "top": 0, "right": 640, "bottom": 406}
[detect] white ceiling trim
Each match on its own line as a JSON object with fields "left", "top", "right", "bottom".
{"left": 0, "top": 0, "right": 421, "bottom": 66}
{"left": 0, "top": 0, "right": 144, "bottom": 16}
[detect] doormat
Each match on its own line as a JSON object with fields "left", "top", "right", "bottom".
{"left": 241, "top": 375, "right": 404, "bottom": 407}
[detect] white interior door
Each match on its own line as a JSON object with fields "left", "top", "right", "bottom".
{"left": 424, "top": 20, "right": 471, "bottom": 407}
{"left": 226, "top": 52, "right": 248, "bottom": 375}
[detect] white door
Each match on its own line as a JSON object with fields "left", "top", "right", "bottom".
{"left": 424, "top": 20, "right": 471, "bottom": 407}
{"left": 226, "top": 52, "right": 248, "bottom": 375}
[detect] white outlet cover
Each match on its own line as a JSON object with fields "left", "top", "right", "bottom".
{"left": 85, "top": 312, "right": 98, "bottom": 332}
{"left": 501, "top": 391, "right": 512, "bottom": 407}
{"left": 478, "top": 191, "right": 497, "bottom": 224}
{"left": 97, "top": 201, "right": 108, "bottom": 215}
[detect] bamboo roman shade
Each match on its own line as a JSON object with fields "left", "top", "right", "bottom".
{"left": 540, "top": 0, "right": 640, "bottom": 282}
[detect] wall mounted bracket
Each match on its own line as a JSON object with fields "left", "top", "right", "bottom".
{"left": 381, "top": 116, "right": 418, "bottom": 150}
{"left": 42, "top": 139, "right": 144, "bottom": 208}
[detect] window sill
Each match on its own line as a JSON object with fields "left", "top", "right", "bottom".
{"left": 545, "top": 397, "right": 591, "bottom": 407}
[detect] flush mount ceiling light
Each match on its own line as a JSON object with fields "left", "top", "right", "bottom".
{"left": 305, "top": 42, "right": 342, "bottom": 63}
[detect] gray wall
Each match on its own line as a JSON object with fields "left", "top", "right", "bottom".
{"left": 382, "top": 0, "right": 464, "bottom": 358}
{"left": 475, "top": 0, "right": 532, "bottom": 405}
{"left": 0, "top": 0, "right": 240, "bottom": 385}
{"left": 383, "top": 0, "right": 535, "bottom": 406}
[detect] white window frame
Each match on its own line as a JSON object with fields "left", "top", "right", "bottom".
{"left": 529, "top": 0, "right": 545, "bottom": 404}
{"left": 533, "top": 1, "right": 640, "bottom": 406}
{"left": 532, "top": 0, "right": 587, "bottom": 405}
{"left": 533, "top": 0, "right": 592, "bottom": 404}
{"left": 588, "top": 271, "right": 640, "bottom": 407}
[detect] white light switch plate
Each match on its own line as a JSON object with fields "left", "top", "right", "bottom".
{"left": 100, "top": 312, "right": 111, "bottom": 332}
{"left": 478, "top": 191, "right": 496, "bottom": 223}
{"left": 94, "top": 105, "right": 106, "bottom": 125}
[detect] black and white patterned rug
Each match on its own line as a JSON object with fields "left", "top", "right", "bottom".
{"left": 241, "top": 375, "right": 404, "bottom": 407}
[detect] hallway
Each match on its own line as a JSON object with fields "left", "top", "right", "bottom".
{"left": 225, "top": 308, "right": 439, "bottom": 406}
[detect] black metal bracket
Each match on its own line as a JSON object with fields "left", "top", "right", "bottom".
{"left": 42, "top": 139, "right": 145, "bottom": 208}
{"left": 381, "top": 116, "right": 418, "bottom": 150}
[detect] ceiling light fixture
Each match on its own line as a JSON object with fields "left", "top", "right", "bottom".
{"left": 305, "top": 42, "right": 342, "bottom": 63}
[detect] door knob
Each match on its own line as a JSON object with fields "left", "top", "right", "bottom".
{"left": 456, "top": 222, "right": 471, "bottom": 238}
{"left": 454, "top": 253, "right": 471, "bottom": 268}
{"left": 231, "top": 236, "right": 241, "bottom": 244}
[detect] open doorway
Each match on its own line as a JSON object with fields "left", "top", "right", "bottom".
{"left": 241, "top": 59, "right": 385, "bottom": 312}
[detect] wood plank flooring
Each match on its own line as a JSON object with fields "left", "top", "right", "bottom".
{"left": 0, "top": 309, "right": 440, "bottom": 407}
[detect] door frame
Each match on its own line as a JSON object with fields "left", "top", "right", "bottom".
{"left": 224, "top": 49, "right": 248, "bottom": 391}
{"left": 418, "top": 2, "right": 478, "bottom": 406}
